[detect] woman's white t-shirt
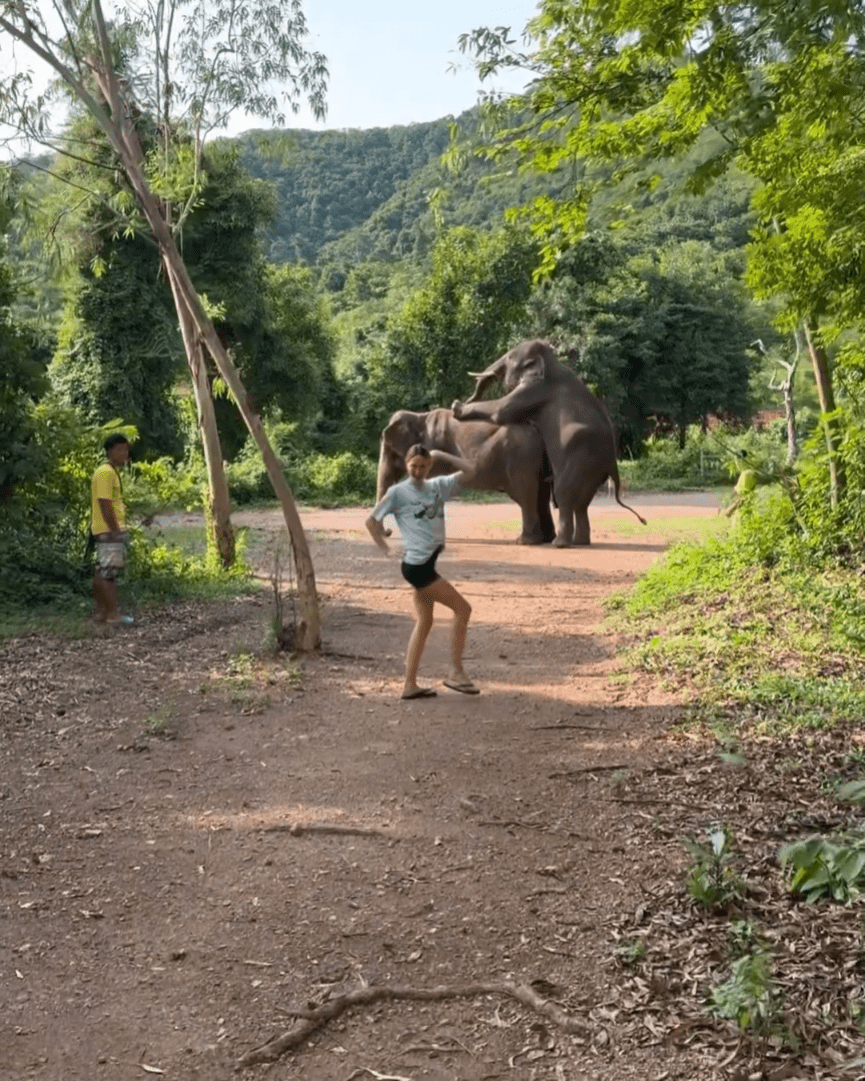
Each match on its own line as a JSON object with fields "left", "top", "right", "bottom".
{"left": 372, "top": 474, "right": 460, "bottom": 564}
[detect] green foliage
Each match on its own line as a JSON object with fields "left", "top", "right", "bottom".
{"left": 621, "top": 426, "right": 790, "bottom": 490}
{"left": 372, "top": 225, "right": 538, "bottom": 414}
{"left": 119, "top": 427, "right": 378, "bottom": 510}
{"left": 457, "top": 0, "right": 865, "bottom": 342}
{"left": 0, "top": 403, "right": 107, "bottom": 608}
{"left": 780, "top": 780, "right": 865, "bottom": 904}
{"left": 780, "top": 833, "right": 865, "bottom": 905}
{"left": 225, "top": 423, "right": 376, "bottom": 506}
{"left": 612, "top": 485, "right": 865, "bottom": 737}
{"left": 0, "top": 395, "right": 252, "bottom": 616}
{"left": 710, "top": 951, "right": 778, "bottom": 1038}
{"left": 50, "top": 233, "right": 185, "bottom": 461}
{"left": 236, "top": 112, "right": 565, "bottom": 267}
{"left": 613, "top": 938, "right": 647, "bottom": 967}
{"left": 525, "top": 235, "right": 764, "bottom": 453}
{"left": 127, "top": 456, "right": 207, "bottom": 513}
{"left": 290, "top": 451, "right": 376, "bottom": 505}
{"left": 683, "top": 827, "right": 748, "bottom": 909}
{"left": 0, "top": 272, "right": 50, "bottom": 501}
{"left": 124, "top": 526, "right": 251, "bottom": 606}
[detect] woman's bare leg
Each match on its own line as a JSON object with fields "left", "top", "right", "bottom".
{"left": 404, "top": 587, "right": 436, "bottom": 695}
{"left": 418, "top": 576, "right": 473, "bottom": 683}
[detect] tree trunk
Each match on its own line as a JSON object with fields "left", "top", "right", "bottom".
{"left": 165, "top": 259, "right": 235, "bottom": 568}
{"left": 803, "top": 321, "right": 845, "bottom": 506}
{"left": 88, "top": 57, "right": 320, "bottom": 647}
{"left": 782, "top": 328, "right": 806, "bottom": 466}
{"left": 783, "top": 377, "right": 797, "bottom": 466}
{"left": 166, "top": 257, "right": 320, "bottom": 649}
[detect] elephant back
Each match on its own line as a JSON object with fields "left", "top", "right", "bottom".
{"left": 426, "top": 408, "right": 462, "bottom": 454}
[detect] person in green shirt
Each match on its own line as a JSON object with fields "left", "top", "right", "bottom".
{"left": 91, "top": 433, "right": 132, "bottom": 625}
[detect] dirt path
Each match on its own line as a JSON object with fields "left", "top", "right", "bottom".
{"left": 1, "top": 494, "right": 720, "bottom": 1081}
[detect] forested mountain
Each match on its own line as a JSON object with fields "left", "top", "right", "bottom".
{"left": 234, "top": 111, "right": 759, "bottom": 274}
{"left": 233, "top": 109, "right": 574, "bottom": 267}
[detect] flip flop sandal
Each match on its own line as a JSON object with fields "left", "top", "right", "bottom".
{"left": 401, "top": 687, "right": 437, "bottom": 700}
{"left": 443, "top": 679, "right": 481, "bottom": 695}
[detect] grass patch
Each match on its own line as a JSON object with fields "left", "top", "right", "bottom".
{"left": 611, "top": 533, "right": 865, "bottom": 736}
{"left": 0, "top": 606, "right": 100, "bottom": 640}
{"left": 144, "top": 523, "right": 210, "bottom": 556}
{"left": 0, "top": 522, "right": 256, "bottom": 641}
{"left": 606, "top": 513, "right": 727, "bottom": 541}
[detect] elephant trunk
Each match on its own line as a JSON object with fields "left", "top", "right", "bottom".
{"left": 464, "top": 355, "right": 507, "bottom": 403}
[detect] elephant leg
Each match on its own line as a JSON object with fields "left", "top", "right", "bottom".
{"left": 553, "top": 471, "right": 594, "bottom": 547}
{"left": 513, "top": 491, "right": 547, "bottom": 544}
{"left": 517, "top": 513, "right": 547, "bottom": 545}
{"left": 574, "top": 506, "right": 591, "bottom": 546}
{"left": 553, "top": 504, "right": 575, "bottom": 547}
{"left": 507, "top": 463, "right": 551, "bottom": 545}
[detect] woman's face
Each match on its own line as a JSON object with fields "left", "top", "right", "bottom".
{"left": 406, "top": 455, "right": 432, "bottom": 482}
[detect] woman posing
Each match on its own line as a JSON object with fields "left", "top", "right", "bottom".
{"left": 366, "top": 444, "right": 480, "bottom": 700}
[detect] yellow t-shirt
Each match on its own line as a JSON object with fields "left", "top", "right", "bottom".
{"left": 735, "top": 469, "right": 757, "bottom": 495}
{"left": 91, "top": 462, "right": 126, "bottom": 534}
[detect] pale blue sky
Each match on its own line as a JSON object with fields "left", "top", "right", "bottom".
{"left": 0, "top": 0, "right": 539, "bottom": 153}
{"left": 227, "top": 0, "right": 539, "bottom": 135}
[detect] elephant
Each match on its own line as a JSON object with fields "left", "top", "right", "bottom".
{"left": 377, "top": 407, "right": 556, "bottom": 544}
{"left": 452, "top": 339, "right": 646, "bottom": 547}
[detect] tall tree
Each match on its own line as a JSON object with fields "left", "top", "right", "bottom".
{"left": 527, "top": 236, "right": 756, "bottom": 451}
{"left": 457, "top": 0, "right": 865, "bottom": 503}
{"left": 0, "top": 0, "right": 328, "bottom": 647}
{"left": 0, "top": 204, "right": 50, "bottom": 504}
{"left": 376, "top": 225, "right": 538, "bottom": 413}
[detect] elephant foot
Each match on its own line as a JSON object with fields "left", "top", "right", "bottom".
{"left": 517, "top": 534, "right": 548, "bottom": 546}
{"left": 553, "top": 536, "right": 572, "bottom": 548}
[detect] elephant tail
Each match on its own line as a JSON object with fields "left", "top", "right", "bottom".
{"left": 609, "top": 463, "right": 647, "bottom": 526}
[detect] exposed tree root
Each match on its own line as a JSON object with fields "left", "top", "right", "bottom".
{"left": 235, "top": 981, "right": 589, "bottom": 1069}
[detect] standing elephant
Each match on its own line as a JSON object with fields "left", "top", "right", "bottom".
{"left": 377, "top": 407, "right": 555, "bottom": 545}
{"left": 452, "top": 339, "right": 646, "bottom": 546}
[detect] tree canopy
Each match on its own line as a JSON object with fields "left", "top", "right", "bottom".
{"left": 456, "top": 1, "right": 865, "bottom": 337}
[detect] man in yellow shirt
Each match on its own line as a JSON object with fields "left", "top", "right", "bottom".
{"left": 91, "top": 433, "right": 131, "bottom": 625}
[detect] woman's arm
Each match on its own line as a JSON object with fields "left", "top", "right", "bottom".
{"left": 428, "top": 450, "right": 477, "bottom": 487}
{"left": 365, "top": 512, "right": 390, "bottom": 554}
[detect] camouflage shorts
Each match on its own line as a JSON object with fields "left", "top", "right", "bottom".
{"left": 95, "top": 537, "right": 126, "bottom": 582}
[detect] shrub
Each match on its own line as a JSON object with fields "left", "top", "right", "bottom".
{"left": 621, "top": 425, "right": 790, "bottom": 492}
{"left": 127, "top": 456, "right": 206, "bottom": 513}
{"left": 290, "top": 450, "right": 376, "bottom": 504}
{"left": 710, "top": 951, "right": 778, "bottom": 1039}
{"left": 0, "top": 403, "right": 109, "bottom": 608}
{"left": 226, "top": 423, "right": 376, "bottom": 506}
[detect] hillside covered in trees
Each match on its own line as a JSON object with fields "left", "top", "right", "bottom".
{"left": 234, "top": 109, "right": 573, "bottom": 266}
{"left": 234, "top": 109, "right": 757, "bottom": 271}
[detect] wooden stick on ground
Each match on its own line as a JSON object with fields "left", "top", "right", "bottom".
{"left": 236, "top": 980, "right": 590, "bottom": 1069}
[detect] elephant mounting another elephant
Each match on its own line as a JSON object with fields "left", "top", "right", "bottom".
{"left": 452, "top": 339, "right": 647, "bottom": 547}
{"left": 377, "top": 407, "right": 556, "bottom": 544}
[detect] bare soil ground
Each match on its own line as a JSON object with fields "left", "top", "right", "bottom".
{"left": 2, "top": 493, "right": 863, "bottom": 1081}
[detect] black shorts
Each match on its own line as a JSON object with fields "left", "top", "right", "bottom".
{"left": 401, "top": 546, "right": 443, "bottom": 590}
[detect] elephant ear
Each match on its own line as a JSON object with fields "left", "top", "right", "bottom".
{"left": 382, "top": 411, "right": 415, "bottom": 450}
{"left": 519, "top": 342, "right": 549, "bottom": 384}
